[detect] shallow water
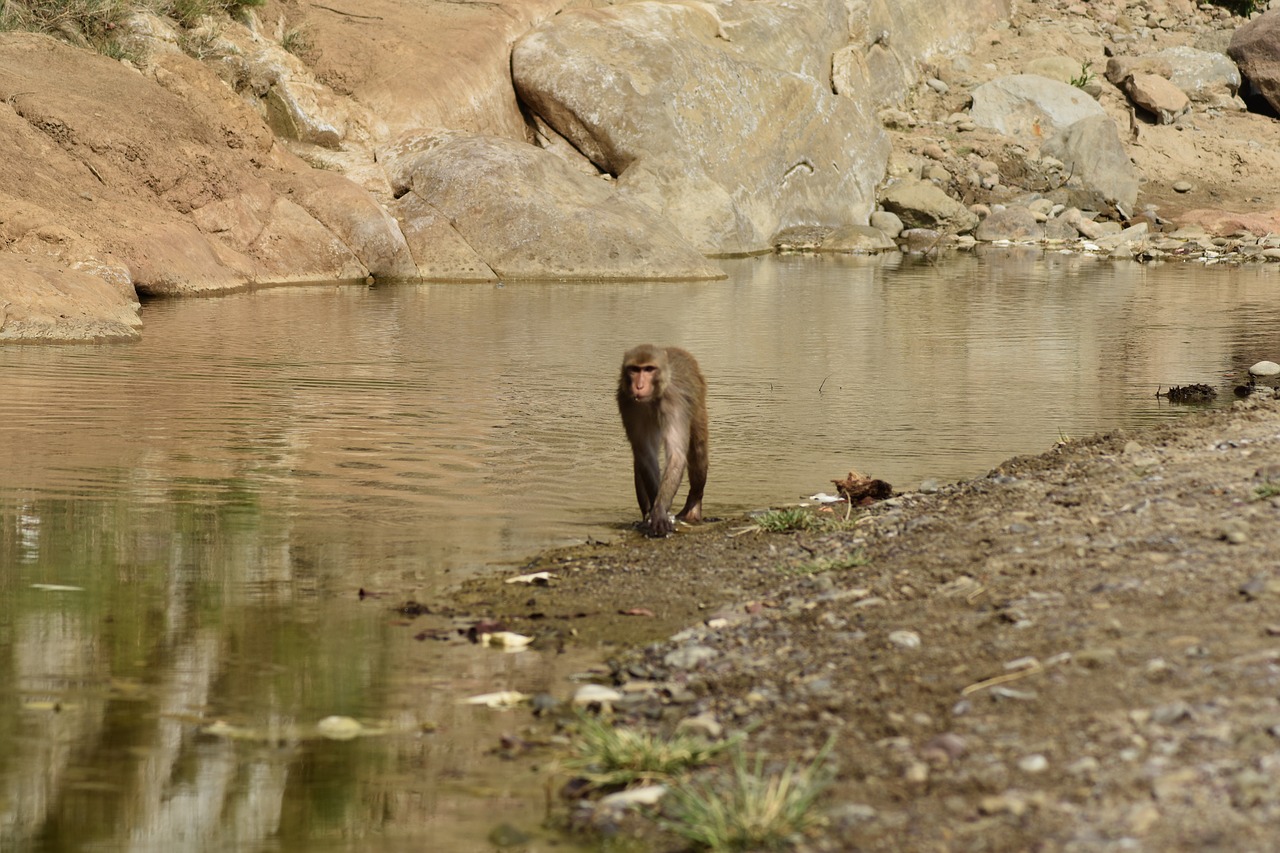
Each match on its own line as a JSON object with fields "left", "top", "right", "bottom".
{"left": 0, "top": 252, "right": 1276, "bottom": 850}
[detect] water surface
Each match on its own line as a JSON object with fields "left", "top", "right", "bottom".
{"left": 1, "top": 252, "right": 1276, "bottom": 850}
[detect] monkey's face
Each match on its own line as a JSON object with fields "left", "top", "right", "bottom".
{"left": 626, "top": 363, "right": 661, "bottom": 402}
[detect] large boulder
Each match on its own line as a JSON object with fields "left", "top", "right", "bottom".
{"left": 1229, "top": 8, "right": 1280, "bottom": 114}
{"left": 1040, "top": 115, "right": 1141, "bottom": 212}
{"left": 512, "top": 2, "right": 890, "bottom": 255}
{"left": 1106, "top": 47, "right": 1241, "bottom": 105}
{"left": 969, "top": 74, "right": 1107, "bottom": 141}
{"left": 387, "top": 132, "right": 723, "bottom": 280}
{"left": 880, "top": 178, "right": 980, "bottom": 234}
{"left": 1124, "top": 73, "right": 1191, "bottom": 125}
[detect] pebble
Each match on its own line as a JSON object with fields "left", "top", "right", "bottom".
{"left": 926, "top": 77, "right": 949, "bottom": 94}
{"left": 663, "top": 643, "right": 718, "bottom": 669}
{"left": 676, "top": 712, "right": 723, "bottom": 739}
{"left": 1220, "top": 518, "right": 1250, "bottom": 544}
{"left": 888, "top": 629, "right": 922, "bottom": 649}
{"left": 572, "top": 684, "right": 623, "bottom": 709}
{"left": 1249, "top": 361, "right": 1280, "bottom": 377}
{"left": 1173, "top": 180, "right": 1193, "bottom": 193}
{"left": 1018, "top": 753, "right": 1049, "bottom": 773}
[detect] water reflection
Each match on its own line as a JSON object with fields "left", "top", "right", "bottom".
{"left": 0, "top": 253, "right": 1276, "bottom": 850}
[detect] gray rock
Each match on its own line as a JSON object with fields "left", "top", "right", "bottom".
{"left": 969, "top": 74, "right": 1107, "bottom": 139}
{"left": 664, "top": 644, "right": 719, "bottom": 669}
{"left": 1152, "top": 46, "right": 1241, "bottom": 103}
{"left": 820, "top": 225, "right": 897, "bottom": 253}
{"left": 974, "top": 206, "right": 1044, "bottom": 242}
{"left": 1041, "top": 115, "right": 1141, "bottom": 212}
{"left": 389, "top": 132, "right": 722, "bottom": 281}
{"left": 512, "top": 3, "right": 890, "bottom": 255}
{"left": 1024, "top": 55, "right": 1089, "bottom": 86}
{"left": 870, "top": 210, "right": 905, "bottom": 238}
{"left": 1250, "top": 360, "right": 1280, "bottom": 377}
{"left": 898, "top": 229, "right": 949, "bottom": 254}
{"left": 1111, "top": 47, "right": 1239, "bottom": 103}
{"left": 1230, "top": 9, "right": 1280, "bottom": 115}
{"left": 880, "top": 178, "right": 980, "bottom": 234}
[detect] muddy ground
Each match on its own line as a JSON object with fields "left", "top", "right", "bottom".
{"left": 444, "top": 391, "right": 1280, "bottom": 850}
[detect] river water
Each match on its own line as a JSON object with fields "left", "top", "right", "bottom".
{"left": 1, "top": 252, "right": 1276, "bottom": 850}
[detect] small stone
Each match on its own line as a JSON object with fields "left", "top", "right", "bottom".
{"left": 1127, "top": 803, "right": 1161, "bottom": 835}
{"left": 979, "top": 793, "right": 1030, "bottom": 817}
{"left": 829, "top": 803, "right": 878, "bottom": 829}
{"left": 888, "top": 630, "right": 922, "bottom": 649}
{"left": 1173, "top": 180, "right": 1193, "bottom": 193}
{"left": 1220, "top": 518, "right": 1250, "bottom": 544}
{"left": 663, "top": 644, "right": 718, "bottom": 669}
{"left": 677, "top": 712, "right": 723, "bottom": 739}
{"left": 1066, "top": 756, "right": 1101, "bottom": 777}
{"left": 921, "top": 732, "right": 968, "bottom": 763}
{"left": 904, "top": 761, "right": 930, "bottom": 783}
{"left": 1018, "top": 754, "right": 1049, "bottom": 773}
{"left": 1239, "top": 574, "right": 1280, "bottom": 600}
{"left": 870, "top": 210, "right": 904, "bottom": 238}
{"left": 1076, "top": 647, "right": 1119, "bottom": 668}
{"left": 1249, "top": 360, "right": 1280, "bottom": 377}
{"left": 1151, "top": 701, "right": 1193, "bottom": 725}
{"left": 572, "top": 684, "right": 624, "bottom": 709}
{"left": 926, "top": 77, "right": 949, "bottom": 94}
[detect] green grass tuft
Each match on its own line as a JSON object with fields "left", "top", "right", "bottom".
{"left": 663, "top": 740, "right": 835, "bottom": 851}
{"left": 566, "top": 714, "right": 736, "bottom": 788}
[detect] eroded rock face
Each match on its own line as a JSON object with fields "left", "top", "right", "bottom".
{"left": 0, "top": 256, "right": 141, "bottom": 342}
{"left": 512, "top": 2, "right": 890, "bottom": 255}
{"left": 0, "top": 32, "right": 414, "bottom": 338}
{"left": 389, "top": 132, "right": 723, "bottom": 280}
{"left": 1229, "top": 9, "right": 1280, "bottom": 114}
{"left": 834, "top": 0, "right": 1013, "bottom": 107}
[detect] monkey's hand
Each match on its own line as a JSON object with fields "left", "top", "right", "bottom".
{"left": 645, "top": 511, "right": 675, "bottom": 538}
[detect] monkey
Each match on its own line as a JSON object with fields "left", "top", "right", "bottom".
{"left": 616, "top": 344, "right": 709, "bottom": 537}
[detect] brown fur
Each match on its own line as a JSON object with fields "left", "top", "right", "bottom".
{"left": 616, "top": 344, "right": 709, "bottom": 537}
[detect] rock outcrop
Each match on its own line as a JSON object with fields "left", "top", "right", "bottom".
{"left": 387, "top": 132, "right": 723, "bottom": 280}
{"left": 5, "top": 0, "right": 1279, "bottom": 342}
{"left": 512, "top": 2, "right": 890, "bottom": 255}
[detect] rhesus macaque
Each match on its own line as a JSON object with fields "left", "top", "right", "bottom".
{"left": 616, "top": 344, "right": 709, "bottom": 537}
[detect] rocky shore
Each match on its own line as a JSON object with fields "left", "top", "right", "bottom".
{"left": 4, "top": 0, "right": 1280, "bottom": 340}
{"left": 448, "top": 391, "right": 1280, "bottom": 850}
